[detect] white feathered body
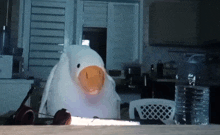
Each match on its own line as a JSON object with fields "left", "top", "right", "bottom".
{"left": 39, "top": 45, "right": 121, "bottom": 119}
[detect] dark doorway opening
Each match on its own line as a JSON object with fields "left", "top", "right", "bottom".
{"left": 82, "top": 27, "right": 107, "bottom": 68}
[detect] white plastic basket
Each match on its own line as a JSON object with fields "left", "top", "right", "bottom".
{"left": 129, "top": 98, "right": 176, "bottom": 125}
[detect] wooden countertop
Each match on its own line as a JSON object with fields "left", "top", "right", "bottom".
{"left": 0, "top": 125, "right": 219, "bottom": 135}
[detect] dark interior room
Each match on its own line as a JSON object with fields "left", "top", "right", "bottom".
{"left": 0, "top": 0, "right": 220, "bottom": 134}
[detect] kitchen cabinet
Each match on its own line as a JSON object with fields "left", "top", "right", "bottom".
{"left": 149, "top": 1, "right": 199, "bottom": 46}
{"left": 146, "top": 0, "right": 220, "bottom": 46}
{"left": 198, "top": 0, "right": 220, "bottom": 45}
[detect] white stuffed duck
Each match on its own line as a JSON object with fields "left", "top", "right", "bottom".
{"left": 38, "top": 45, "right": 121, "bottom": 119}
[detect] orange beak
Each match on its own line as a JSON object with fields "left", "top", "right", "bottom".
{"left": 78, "top": 66, "right": 105, "bottom": 95}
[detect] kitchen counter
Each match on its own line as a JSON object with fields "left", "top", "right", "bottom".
{"left": 151, "top": 77, "right": 220, "bottom": 86}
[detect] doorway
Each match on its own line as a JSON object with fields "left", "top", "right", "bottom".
{"left": 82, "top": 27, "right": 107, "bottom": 68}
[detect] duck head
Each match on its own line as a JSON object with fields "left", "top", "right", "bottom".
{"left": 66, "top": 45, "right": 106, "bottom": 95}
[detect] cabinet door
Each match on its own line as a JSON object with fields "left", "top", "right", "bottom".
{"left": 21, "top": 0, "right": 75, "bottom": 80}
{"left": 107, "top": 3, "right": 139, "bottom": 70}
{"left": 149, "top": 1, "right": 198, "bottom": 45}
{"left": 83, "top": 1, "right": 108, "bottom": 27}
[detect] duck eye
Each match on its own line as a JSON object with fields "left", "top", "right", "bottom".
{"left": 77, "top": 64, "right": 80, "bottom": 68}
